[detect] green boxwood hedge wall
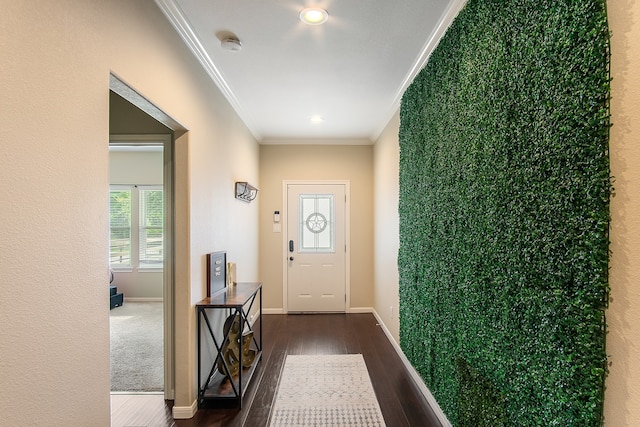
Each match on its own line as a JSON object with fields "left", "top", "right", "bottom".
{"left": 398, "top": 0, "right": 610, "bottom": 425}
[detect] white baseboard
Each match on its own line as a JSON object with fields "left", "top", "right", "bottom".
{"left": 123, "top": 297, "right": 163, "bottom": 302}
{"left": 372, "top": 309, "right": 452, "bottom": 427}
{"left": 349, "top": 306, "right": 374, "bottom": 313}
{"left": 263, "top": 307, "right": 373, "bottom": 314}
{"left": 172, "top": 399, "right": 197, "bottom": 419}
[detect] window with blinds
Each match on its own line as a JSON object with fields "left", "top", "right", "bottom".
{"left": 139, "top": 187, "right": 163, "bottom": 268}
{"left": 109, "top": 187, "right": 132, "bottom": 267}
{"left": 109, "top": 185, "right": 163, "bottom": 270}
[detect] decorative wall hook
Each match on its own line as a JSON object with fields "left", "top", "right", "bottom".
{"left": 235, "top": 182, "right": 258, "bottom": 203}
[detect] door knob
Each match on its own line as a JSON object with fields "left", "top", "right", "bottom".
{"left": 289, "top": 256, "right": 294, "bottom": 261}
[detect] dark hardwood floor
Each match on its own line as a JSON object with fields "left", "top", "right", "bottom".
{"left": 111, "top": 313, "right": 442, "bottom": 427}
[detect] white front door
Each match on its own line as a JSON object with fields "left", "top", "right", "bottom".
{"left": 286, "top": 184, "right": 346, "bottom": 312}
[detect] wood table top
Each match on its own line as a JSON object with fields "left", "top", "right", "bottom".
{"left": 196, "top": 282, "right": 262, "bottom": 308}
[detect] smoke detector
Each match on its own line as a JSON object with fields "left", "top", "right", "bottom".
{"left": 221, "top": 37, "right": 242, "bottom": 52}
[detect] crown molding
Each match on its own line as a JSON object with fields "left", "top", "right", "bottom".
{"left": 154, "top": 0, "right": 466, "bottom": 143}
{"left": 154, "top": 0, "right": 262, "bottom": 141}
{"left": 372, "top": 0, "right": 468, "bottom": 141}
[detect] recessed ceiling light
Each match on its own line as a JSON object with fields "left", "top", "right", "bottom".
{"left": 310, "top": 115, "right": 324, "bottom": 123}
{"left": 300, "top": 8, "right": 328, "bottom": 25}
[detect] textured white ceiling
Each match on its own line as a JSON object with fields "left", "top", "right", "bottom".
{"left": 156, "top": 0, "right": 465, "bottom": 142}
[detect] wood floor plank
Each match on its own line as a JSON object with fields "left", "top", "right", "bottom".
{"left": 113, "top": 313, "right": 443, "bottom": 427}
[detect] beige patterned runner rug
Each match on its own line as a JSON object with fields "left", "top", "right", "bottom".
{"left": 269, "top": 354, "right": 386, "bottom": 427}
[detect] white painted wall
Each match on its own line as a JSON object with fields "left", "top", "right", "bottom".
{"left": 0, "top": 0, "right": 258, "bottom": 424}
{"left": 109, "top": 150, "right": 164, "bottom": 186}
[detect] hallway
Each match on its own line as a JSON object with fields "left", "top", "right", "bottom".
{"left": 112, "top": 313, "right": 441, "bottom": 427}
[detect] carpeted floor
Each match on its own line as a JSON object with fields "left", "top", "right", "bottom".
{"left": 110, "top": 301, "right": 164, "bottom": 392}
{"left": 269, "top": 354, "right": 386, "bottom": 427}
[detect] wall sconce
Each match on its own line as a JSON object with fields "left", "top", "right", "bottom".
{"left": 235, "top": 182, "right": 258, "bottom": 203}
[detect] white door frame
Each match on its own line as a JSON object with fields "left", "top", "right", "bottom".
{"left": 282, "top": 180, "right": 351, "bottom": 313}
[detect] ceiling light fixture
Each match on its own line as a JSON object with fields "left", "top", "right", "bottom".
{"left": 310, "top": 115, "right": 324, "bottom": 123}
{"left": 299, "top": 7, "right": 329, "bottom": 25}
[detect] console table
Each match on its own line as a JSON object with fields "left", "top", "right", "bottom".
{"left": 196, "top": 282, "right": 262, "bottom": 408}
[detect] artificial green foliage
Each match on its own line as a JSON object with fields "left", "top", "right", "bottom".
{"left": 455, "top": 358, "right": 506, "bottom": 427}
{"left": 398, "top": 0, "right": 610, "bottom": 425}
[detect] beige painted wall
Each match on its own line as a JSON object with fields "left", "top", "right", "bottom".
{"left": 370, "top": 2, "right": 640, "bottom": 424}
{"left": 372, "top": 111, "right": 401, "bottom": 341}
{"left": 606, "top": 1, "right": 640, "bottom": 425}
{"left": 259, "top": 145, "right": 373, "bottom": 311}
{"left": 0, "top": 0, "right": 258, "bottom": 424}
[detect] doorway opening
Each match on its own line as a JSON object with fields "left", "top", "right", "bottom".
{"left": 109, "top": 135, "right": 169, "bottom": 395}
{"left": 109, "top": 73, "right": 185, "bottom": 401}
